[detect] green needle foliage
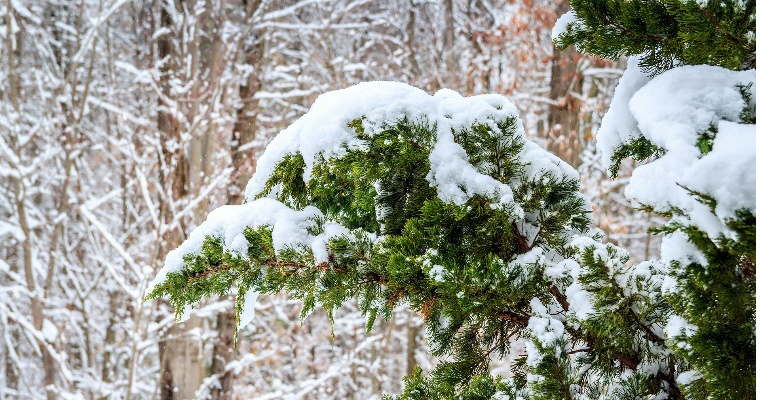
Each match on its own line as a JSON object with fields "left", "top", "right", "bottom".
{"left": 554, "top": 0, "right": 756, "bottom": 74}
{"left": 556, "top": 0, "right": 756, "bottom": 397}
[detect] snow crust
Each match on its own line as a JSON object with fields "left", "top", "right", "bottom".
{"left": 244, "top": 81, "right": 576, "bottom": 212}
{"left": 597, "top": 61, "right": 756, "bottom": 236}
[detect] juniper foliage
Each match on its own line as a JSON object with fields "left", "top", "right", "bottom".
{"left": 556, "top": 0, "right": 756, "bottom": 397}
{"left": 554, "top": 0, "right": 756, "bottom": 74}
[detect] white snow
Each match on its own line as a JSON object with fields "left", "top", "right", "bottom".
{"left": 551, "top": 11, "right": 582, "bottom": 41}
{"left": 527, "top": 298, "right": 566, "bottom": 365}
{"left": 544, "top": 258, "right": 579, "bottom": 281}
{"left": 664, "top": 314, "right": 697, "bottom": 339}
{"left": 596, "top": 60, "right": 755, "bottom": 237}
{"left": 0, "top": 220, "right": 24, "bottom": 241}
{"left": 427, "top": 264, "right": 447, "bottom": 282}
{"left": 565, "top": 282, "right": 594, "bottom": 320}
{"left": 427, "top": 134, "right": 517, "bottom": 207}
{"left": 660, "top": 231, "right": 708, "bottom": 269}
{"left": 243, "top": 81, "right": 577, "bottom": 216}
{"left": 676, "top": 370, "right": 702, "bottom": 386}
{"left": 596, "top": 56, "right": 650, "bottom": 169}
{"left": 680, "top": 121, "right": 756, "bottom": 221}
{"left": 42, "top": 319, "right": 58, "bottom": 342}
{"left": 629, "top": 66, "right": 751, "bottom": 152}
{"left": 238, "top": 289, "right": 260, "bottom": 328}
{"left": 148, "top": 198, "right": 348, "bottom": 294}
{"left": 509, "top": 247, "right": 545, "bottom": 267}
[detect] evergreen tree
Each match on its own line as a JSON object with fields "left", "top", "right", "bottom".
{"left": 553, "top": 0, "right": 756, "bottom": 397}
{"left": 147, "top": 1, "right": 755, "bottom": 398}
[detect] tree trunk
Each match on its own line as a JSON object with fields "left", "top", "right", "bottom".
{"left": 156, "top": 0, "right": 204, "bottom": 398}
{"left": 208, "top": 12, "right": 264, "bottom": 396}
{"left": 100, "top": 292, "right": 119, "bottom": 399}
{"left": 160, "top": 318, "right": 204, "bottom": 400}
{"left": 406, "top": 313, "right": 418, "bottom": 377}
{"left": 442, "top": 0, "right": 457, "bottom": 75}
{"left": 209, "top": 309, "right": 236, "bottom": 400}
{"left": 3, "top": 0, "right": 20, "bottom": 392}
{"left": 546, "top": 0, "right": 583, "bottom": 168}
{"left": 7, "top": 2, "right": 57, "bottom": 397}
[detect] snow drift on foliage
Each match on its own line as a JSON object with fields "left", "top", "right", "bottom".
{"left": 596, "top": 56, "right": 650, "bottom": 168}
{"left": 596, "top": 61, "right": 756, "bottom": 236}
{"left": 244, "top": 81, "right": 577, "bottom": 209}
{"left": 148, "top": 198, "right": 350, "bottom": 295}
{"left": 150, "top": 81, "right": 582, "bottom": 326}
{"left": 551, "top": 11, "right": 584, "bottom": 41}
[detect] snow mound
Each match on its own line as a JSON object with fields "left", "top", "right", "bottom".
{"left": 596, "top": 56, "right": 650, "bottom": 169}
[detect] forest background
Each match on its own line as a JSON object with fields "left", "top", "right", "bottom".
{"left": 0, "top": 0, "right": 661, "bottom": 398}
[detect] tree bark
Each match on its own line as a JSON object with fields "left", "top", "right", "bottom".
{"left": 155, "top": 0, "right": 204, "bottom": 398}
{"left": 3, "top": 0, "right": 20, "bottom": 392}
{"left": 546, "top": 0, "right": 583, "bottom": 168}
{"left": 160, "top": 318, "right": 204, "bottom": 400}
{"left": 406, "top": 313, "right": 418, "bottom": 377}
{"left": 208, "top": 9, "right": 264, "bottom": 396}
{"left": 7, "top": 2, "right": 57, "bottom": 397}
{"left": 209, "top": 309, "right": 236, "bottom": 400}
{"left": 443, "top": 0, "right": 457, "bottom": 73}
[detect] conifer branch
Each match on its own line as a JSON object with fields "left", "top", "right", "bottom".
{"left": 598, "top": 14, "right": 666, "bottom": 43}
{"left": 495, "top": 310, "right": 529, "bottom": 327}
{"left": 510, "top": 222, "right": 531, "bottom": 253}
{"left": 740, "top": 256, "right": 755, "bottom": 279}
{"left": 552, "top": 357, "right": 573, "bottom": 400}
{"left": 549, "top": 285, "right": 569, "bottom": 312}
{"left": 699, "top": 8, "right": 744, "bottom": 47}
{"left": 187, "top": 264, "right": 233, "bottom": 283}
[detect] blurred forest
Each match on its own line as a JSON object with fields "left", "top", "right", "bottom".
{"left": 0, "top": 0, "right": 660, "bottom": 398}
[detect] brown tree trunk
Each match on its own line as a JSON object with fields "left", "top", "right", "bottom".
{"left": 16, "top": 178, "right": 57, "bottom": 400}
{"left": 546, "top": 0, "right": 583, "bottom": 168}
{"left": 227, "top": 32, "right": 263, "bottom": 205}
{"left": 155, "top": 0, "right": 204, "bottom": 398}
{"left": 100, "top": 292, "right": 119, "bottom": 399}
{"left": 406, "top": 312, "right": 418, "bottom": 377}
{"left": 7, "top": 2, "right": 57, "bottom": 397}
{"left": 3, "top": 0, "right": 20, "bottom": 392}
{"left": 160, "top": 318, "right": 204, "bottom": 400}
{"left": 209, "top": 309, "right": 236, "bottom": 400}
{"left": 443, "top": 0, "right": 456, "bottom": 71}
{"left": 208, "top": 10, "right": 264, "bottom": 396}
